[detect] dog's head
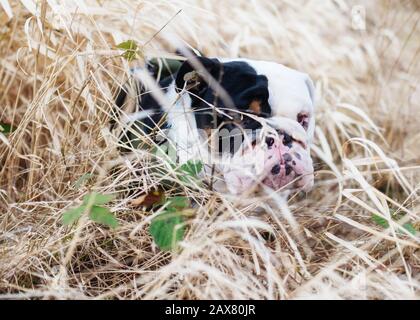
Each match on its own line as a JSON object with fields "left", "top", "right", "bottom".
{"left": 173, "top": 56, "right": 316, "bottom": 194}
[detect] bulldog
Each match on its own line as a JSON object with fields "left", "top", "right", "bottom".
{"left": 116, "top": 55, "right": 316, "bottom": 195}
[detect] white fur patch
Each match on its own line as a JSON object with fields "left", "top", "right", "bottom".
{"left": 164, "top": 82, "right": 209, "bottom": 164}
{"left": 220, "top": 58, "right": 316, "bottom": 141}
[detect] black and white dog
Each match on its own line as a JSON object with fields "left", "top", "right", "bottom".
{"left": 116, "top": 55, "right": 315, "bottom": 195}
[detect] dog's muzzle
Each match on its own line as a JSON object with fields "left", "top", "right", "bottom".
{"left": 223, "top": 130, "right": 314, "bottom": 195}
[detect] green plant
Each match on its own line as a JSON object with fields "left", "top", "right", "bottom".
{"left": 0, "top": 122, "right": 14, "bottom": 145}
{"left": 371, "top": 213, "right": 416, "bottom": 235}
{"left": 180, "top": 160, "right": 203, "bottom": 178}
{"left": 116, "top": 40, "right": 141, "bottom": 61}
{"left": 62, "top": 192, "right": 118, "bottom": 229}
{"left": 148, "top": 160, "right": 203, "bottom": 251}
{"left": 0, "top": 123, "right": 14, "bottom": 134}
{"left": 150, "top": 196, "right": 190, "bottom": 251}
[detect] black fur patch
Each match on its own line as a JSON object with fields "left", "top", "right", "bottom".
{"left": 175, "top": 58, "right": 271, "bottom": 154}
{"left": 115, "top": 57, "right": 272, "bottom": 154}
{"left": 114, "top": 75, "right": 172, "bottom": 150}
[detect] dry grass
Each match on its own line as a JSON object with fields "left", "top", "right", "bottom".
{"left": 0, "top": 0, "right": 419, "bottom": 299}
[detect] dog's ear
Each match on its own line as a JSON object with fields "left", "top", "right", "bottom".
{"left": 175, "top": 57, "right": 221, "bottom": 95}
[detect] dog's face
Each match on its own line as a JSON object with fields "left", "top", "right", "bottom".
{"left": 174, "top": 56, "right": 315, "bottom": 194}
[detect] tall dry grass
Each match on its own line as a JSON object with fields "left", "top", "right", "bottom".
{"left": 0, "top": 0, "right": 419, "bottom": 299}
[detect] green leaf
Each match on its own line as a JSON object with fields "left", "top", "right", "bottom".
{"left": 116, "top": 40, "right": 138, "bottom": 51}
{"left": 372, "top": 214, "right": 417, "bottom": 235}
{"left": 150, "top": 210, "right": 185, "bottom": 251}
{"left": 122, "top": 50, "right": 138, "bottom": 62}
{"left": 89, "top": 205, "right": 118, "bottom": 229}
{"left": 152, "top": 143, "right": 177, "bottom": 167}
{"left": 166, "top": 196, "right": 188, "bottom": 210}
{"left": 0, "top": 123, "right": 15, "bottom": 134}
{"left": 402, "top": 223, "right": 417, "bottom": 235}
{"left": 62, "top": 206, "right": 86, "bottom": 225}
{"left": 74, "top": 173, "right": 94, "bottom": 189}
{"left": 83, "top": 192, "right": 115, "bottom": 206}
{"left": 180, "top": 160, "right": 203, "bottom": 178}
{"left": 116, "top": 40, "right": 139, "bottom": 62}
{"left": 372, "top": 214, "right": 389, "bottom": 228}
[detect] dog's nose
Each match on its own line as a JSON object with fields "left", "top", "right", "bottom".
{"left": 262, "top": 137, "right": 314, "bottom": 191}
{"left": 265, "top": 137, "right": 275, "bottom": 147}
{"left": 271, "top": 164, "right": 281, "bottom": 175}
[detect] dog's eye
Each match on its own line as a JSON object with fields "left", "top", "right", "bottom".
{"left": 297, "top": 112, "right": 309, "bottom": 130}
{"left": 265, "top": 137, "right": 275, "bottom": 147}
{"left": 277, "top": 129, "right": 307, "bottom": 149}
{"left": 282, "top": 133, "right": 293, "bottom": 146}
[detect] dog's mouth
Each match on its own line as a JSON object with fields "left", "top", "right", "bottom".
{"left": 262, "top": 162, "right": 314, "bottom": 192}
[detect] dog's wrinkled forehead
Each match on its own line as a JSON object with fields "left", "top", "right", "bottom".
{"left": 175, "top": 57, "right": 315, "bottom": 139}
{"left": 264, "top": 116, "right": 309, "bottom": 145}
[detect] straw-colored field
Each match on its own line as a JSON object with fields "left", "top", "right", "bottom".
{"left": 0, "top": 0, "right": 419, "bottom": 299}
